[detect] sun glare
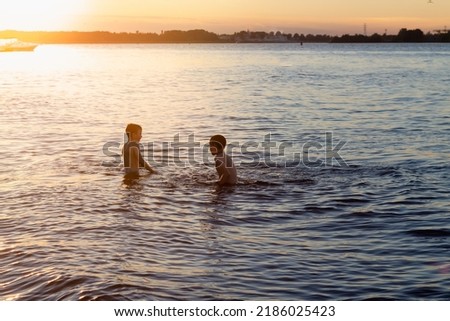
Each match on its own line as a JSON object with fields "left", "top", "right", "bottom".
{"left": 0, "top": 0, "right": 89, "bottom": 31}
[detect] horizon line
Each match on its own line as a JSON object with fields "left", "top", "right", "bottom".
{"left": 1, "top": 26, "right": 444, "bottom": 37}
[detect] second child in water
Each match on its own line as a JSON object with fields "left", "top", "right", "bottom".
{"left": 209, "top": 134, "right": 237, "bottom": 186}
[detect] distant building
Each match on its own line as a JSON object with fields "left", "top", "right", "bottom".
{"left": 265, "top": 32, "right": 288, "bottom": 42}
{"left": 234, "top": 30, "right": 289, "bottom": 43}
{"left": 219, "top": 34, "right": 233, "bottom": 41}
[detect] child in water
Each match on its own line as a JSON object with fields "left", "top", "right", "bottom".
{"left": 123, "top": 123, "right": 155, "bottom": 176}
{"left": 209, "top": 134, "right": 237, "bottom": 186}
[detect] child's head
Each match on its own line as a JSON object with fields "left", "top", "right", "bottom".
{"left": 125, "top": 123, "right": 142, "bottom": 142}
{"left": 209, "top": 134, "right": 226, "bottom": 155}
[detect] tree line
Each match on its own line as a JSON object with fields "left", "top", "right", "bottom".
{"left": 1, "top": 28, "right": 449, "bottom": 44}
{"left": 331, "top": 28, "right": 450, "bottom": 43}
{"left": 0, "top": 30, "right": 219, "bottom": 44}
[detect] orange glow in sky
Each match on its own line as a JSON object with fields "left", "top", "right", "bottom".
{"left": 1, "top": 0, "right": 448, "bottom": 35}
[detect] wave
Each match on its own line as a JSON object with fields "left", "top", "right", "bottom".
{"left": 406, "top": 229, "right": 450, "bottom": 238}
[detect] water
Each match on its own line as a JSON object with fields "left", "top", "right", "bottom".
{"left": 1, "top": 43, "right": 449, "bottom": 300}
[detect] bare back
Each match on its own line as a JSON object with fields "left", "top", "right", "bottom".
{"left": 215, "top": 152, "right": 237, "bottom": 185}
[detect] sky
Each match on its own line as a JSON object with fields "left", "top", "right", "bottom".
{"left": 0, "top": 0, "right": 449, "bottom": 35}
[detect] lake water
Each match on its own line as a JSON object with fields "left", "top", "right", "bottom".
{"left": 1, "top": 43, "right": 449, "bottom": 300}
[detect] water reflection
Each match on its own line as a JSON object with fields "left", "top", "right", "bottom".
{"left": 122, "top": 177, "right": 141, "bottom": 189}
{"left": 121, "top": 171, "right": 155, "bottom": 190}
{"left": 211, "top": 185, "right": 237, "bottom": 204}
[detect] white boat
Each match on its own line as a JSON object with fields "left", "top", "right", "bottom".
{"left": 0, "top": 39, "right": 38, "bottom": 52}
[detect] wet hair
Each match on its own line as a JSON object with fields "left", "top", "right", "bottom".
{"left": 125, "top": 123, "right": 142, "bottom": 140}
{"left": 210, "top": 134, "right": 227, "bottom": 151}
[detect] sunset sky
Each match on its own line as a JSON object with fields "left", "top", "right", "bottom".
{"left": 1, "top": 0, "right": 448, "bottom": 35}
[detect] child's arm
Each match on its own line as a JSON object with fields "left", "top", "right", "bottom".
{"left": 144, "top": 161, "right": 156, "bottom": 174}
{"left": 136, "top": 144, "right": 156, "bottom": 173}
{"left": 218, "top": 171, "right": 230, "bottom": 186}
{"left": 215, "top": 158, "right": 229, "bottom": 186}
{"left": 129, "top": 146, "right": 140, "bottom": 172}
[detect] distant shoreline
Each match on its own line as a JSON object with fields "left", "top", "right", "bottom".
{"left": 1, "top": 28, "right": 449, "bottom": 44}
